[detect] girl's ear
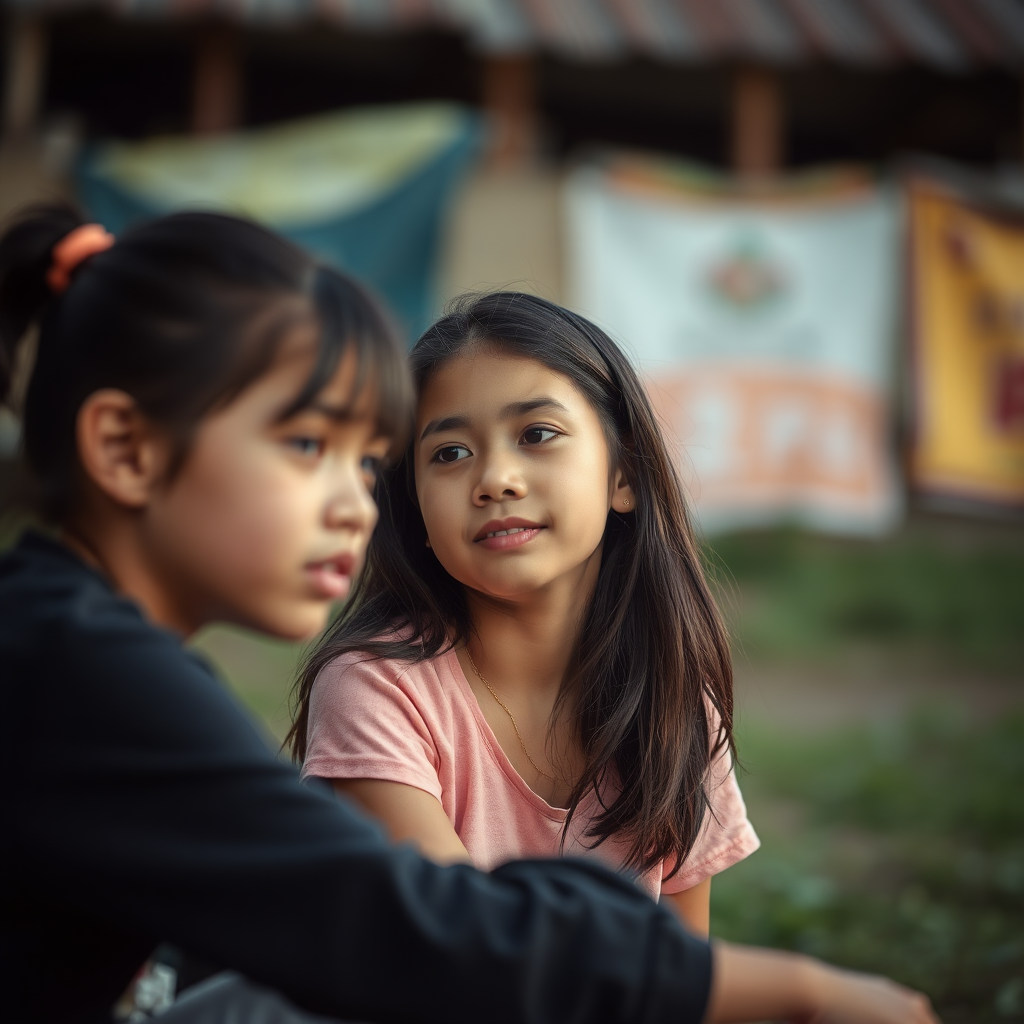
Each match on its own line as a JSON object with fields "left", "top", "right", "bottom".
{"left": 76, "top": 389, "right": 169, "bottom": 509}
{"left": 610, "top": 468, "right": 635, "bottom": 514}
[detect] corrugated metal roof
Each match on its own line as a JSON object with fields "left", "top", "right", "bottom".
{"left": 862, "top": 0, "right": 969, "bottom": 70}
{"left": 10, "top": 0, "right": 1024, "bottom": 68}
{"left": 783, "top": 0, "right": 891, "bottom": 65}
{"left": 723, "top": 0, "right": 807, "bottom": 62}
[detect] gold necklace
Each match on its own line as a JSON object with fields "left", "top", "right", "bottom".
{"left": 465, "top": 649, "right": 554, "bottom": 781}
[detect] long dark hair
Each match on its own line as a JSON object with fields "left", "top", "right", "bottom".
{"left": 0, "top": 202, "right": 410, "bottom": 522}
{"left": 289, "top": 292, "right": 733, "bottom": 878}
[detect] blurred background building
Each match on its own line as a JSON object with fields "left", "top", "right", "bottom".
{"left": 4, "top": 0, "right": 1024, "bottom": 298}
{"left": 1, "top": 4, "right": 1022, "bottom": 1021}
{"left": 6, "top": 0, "right": 1024, "bottom": 163}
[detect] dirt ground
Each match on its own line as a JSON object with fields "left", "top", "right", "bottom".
{"left": 190, "top": 621, "right": 1024, "bottom": 749}
{"left": 734, "top": 661, "right": 1023, "bottom": 730}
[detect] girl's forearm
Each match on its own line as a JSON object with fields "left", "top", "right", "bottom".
{"left": 706, "top": 943, "right": 818, "bottom": 1022}
{"left": 705, "top": 941, "right": 939, "bottom": 1024}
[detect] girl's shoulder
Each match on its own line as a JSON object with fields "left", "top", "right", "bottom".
{"left": 313, "top": 638, "right": 464, "bottom": 718}
{"left": 306, "top": 641, "right": 476, "bottom": 770}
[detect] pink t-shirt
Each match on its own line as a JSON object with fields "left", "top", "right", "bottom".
{"left": 303, "top": 647, "right": 759, "bottom": 901}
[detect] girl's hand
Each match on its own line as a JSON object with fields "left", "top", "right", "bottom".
{"left": 797, "top": 962, "right": 938, "bottom": 1024}
{"left": 707, "top": 942, "right": 939, "bottom": 1024}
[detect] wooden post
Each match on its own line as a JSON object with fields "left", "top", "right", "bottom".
{"left": 481, "top": 53, "right": 536, "bottom": 168}
{"left": 731, "top": 66, "right": 783, "bottom": 177}
{"left": 192, "top": 22, "right": 242, "bottom": 135}
{"left": 4, "top": 14, "right": 47, "bottom": 139}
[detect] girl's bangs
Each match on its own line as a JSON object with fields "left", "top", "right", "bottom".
{"left": 350, "top": 326, "right": 414, "bottom": 456}
{"left": 279, "top": 269, "right": 413, "bottom": 455}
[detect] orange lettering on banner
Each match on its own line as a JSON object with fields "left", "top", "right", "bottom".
{"left": 647, "top": 369, "right": 887, "bottom": 519}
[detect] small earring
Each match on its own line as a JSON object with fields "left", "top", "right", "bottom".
{"left": 622, "top": 498, "right": 630, "bottom": 507}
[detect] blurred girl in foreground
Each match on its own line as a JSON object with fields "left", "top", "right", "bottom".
{"left": 0, "top": 205, "right": 936, "bottom": 1024}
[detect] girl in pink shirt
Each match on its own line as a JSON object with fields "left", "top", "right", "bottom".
{"left": 291, "top": 292, "right": 759, "bottom": 936}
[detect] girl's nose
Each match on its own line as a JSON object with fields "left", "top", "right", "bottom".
{"left": 473, "top": 452, "right": 527, "bottom": 505}
{"left": 325, "top": 471, "right": 378, "bottom": 533}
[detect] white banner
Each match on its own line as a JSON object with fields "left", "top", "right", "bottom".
{"left": 566, "top": 162, "right": 902, "bottom": 535}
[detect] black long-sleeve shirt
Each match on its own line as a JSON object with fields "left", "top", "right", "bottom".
{"left": 0, "top": 533, "right": 712, "bottom": 1024}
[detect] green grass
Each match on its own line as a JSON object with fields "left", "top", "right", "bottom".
{"left": 705, "top": 525, "right": 1024, "bottom": 673}
{"left": 713, "top": 710, "right": 1024, "bottom": 1023}
{"left": 702, "top": 526, "right": 1023, "bottom": 1019}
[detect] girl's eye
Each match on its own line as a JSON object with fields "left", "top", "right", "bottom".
{"left": 361, "top": 454, "right": 384, "bottom": 480}
{"left": 521, "top": 427, "right": 559, "bottom": 446}
{"left": 287, "top": 437, "right": 324, "bottom": 457}
{"left": 433, "top": 445, "right": 471, "bottom": 464}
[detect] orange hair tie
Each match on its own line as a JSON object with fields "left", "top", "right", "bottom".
{"left": 46, "top": 224, "right": 115, "bottom": 295}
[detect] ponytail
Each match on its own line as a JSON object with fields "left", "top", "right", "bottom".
{"left": 0, "top": 203, "right": 82, "bottom": 406}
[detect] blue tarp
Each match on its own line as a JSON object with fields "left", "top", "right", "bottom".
{"left": 77, "top": 104, "right": 482, "bottom": 339}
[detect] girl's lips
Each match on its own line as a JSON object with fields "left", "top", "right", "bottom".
{"left": 305, "top": 555, "right": 355, "bottom": 600}
{"left": 475, "top": 527, "right": 545, "bottom": 551}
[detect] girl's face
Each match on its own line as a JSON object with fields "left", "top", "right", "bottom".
{"left": 144, "top": 335, "right": 390, "bottom": 639}
{"left": 414, "top": 347, "right": 631, "bottom": 605}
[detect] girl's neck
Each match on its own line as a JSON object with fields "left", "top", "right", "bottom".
{"left": 463, "top": 550, "right": 601, "bottom": 700}
{"left": 456, "top": 544, "right": 603, "bottom": 806}
{"left": 61, "top": 513, "right": 197, "bottom": 637}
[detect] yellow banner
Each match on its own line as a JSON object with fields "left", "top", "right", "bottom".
{"left": 909, "top": 181, "right": 1024, "bottom": 510}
